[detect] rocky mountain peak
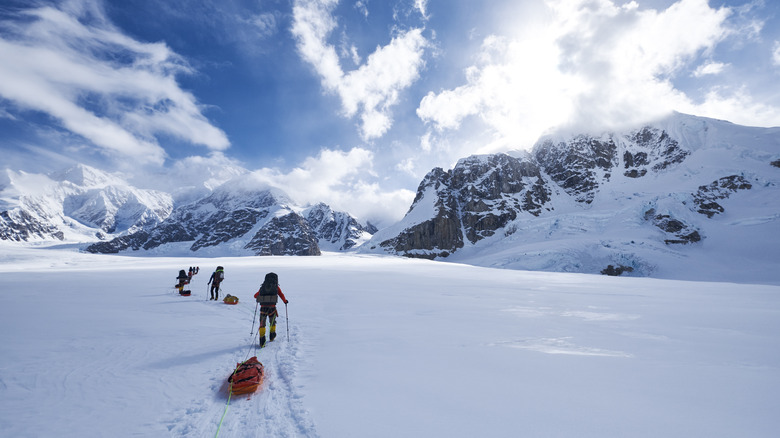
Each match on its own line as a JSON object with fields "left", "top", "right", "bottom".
{"left": 534, "top": 133, "right": 617, "bottom": 204}
{"left": 363, "top": 113, "right": 779, "bottom": 280}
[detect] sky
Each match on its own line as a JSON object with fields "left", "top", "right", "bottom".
{"left": 1, "top": 0, "right": 779, "bottom": 226}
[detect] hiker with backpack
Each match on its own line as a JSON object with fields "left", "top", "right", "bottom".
{"left": 253, "top": 272, "right": 288, "bottom": 347}
{"left": 175, "top": 269, "right": 189, "bottom": 291}
{"left": 208, "top": 266, "right": 225, "bottom": 301}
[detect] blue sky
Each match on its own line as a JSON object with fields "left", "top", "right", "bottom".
{"left": 1, "top": 0, "right": 779, "bottom": 226}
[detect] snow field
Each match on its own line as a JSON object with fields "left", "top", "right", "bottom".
{"left": 0, "top": 247, "right": 779, "bottom": 437}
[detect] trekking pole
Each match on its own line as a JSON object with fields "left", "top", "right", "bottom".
{"left": 250, "top": 302, "right": 259, "bottom": 335}
{"left": 285, "top": 302, "right": 290, "bottom": 341}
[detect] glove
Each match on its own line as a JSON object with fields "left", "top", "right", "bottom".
{"left": 284, "top": 299, "right": 289, "bottom": 304}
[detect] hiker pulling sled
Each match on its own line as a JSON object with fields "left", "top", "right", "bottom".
{"left": 175, "top": 269, "right": 191, "bottom": 296}
{"left": 253, "top": 272, "right": 289, "bottom": 348}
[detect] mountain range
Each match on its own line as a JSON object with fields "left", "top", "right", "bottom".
{"left": 0, "top": 166, "right": 375, "bottom": 256}
{"left": 363, "top": 112, "right": 779, "bottom": 282}
{"left": 0, "top": 164, "right": 172, "bottom": 242}
{"left": 2, "top": 112, "right": 778, "bottom": 282}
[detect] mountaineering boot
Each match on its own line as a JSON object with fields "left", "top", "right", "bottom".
{"left": 259, "top": 326, "right": 266, "bottom": 347}
{"left": 269, "top": 332, "right": 276, "bottom": 342}
{"left": 259, "top": 336, "right": 266, "bottom": 348}
{"left": 269, "top": 316, "right": 277, "bottom": 341}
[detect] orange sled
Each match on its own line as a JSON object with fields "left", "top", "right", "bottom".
{"left": 223, "top": 295, "right": 239, "bottom": 305}
{"left": 228, "top": 356, "right": 264, "bottom": 395}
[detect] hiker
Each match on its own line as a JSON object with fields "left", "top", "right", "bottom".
{"left": 253, "top": 272, "right": 288, "bottom": 347}
{"left": 208, "top": 266, "right": 225, "bottom": 301}
{"left": 175, "top": 269, "right": 189, "bottom": 291}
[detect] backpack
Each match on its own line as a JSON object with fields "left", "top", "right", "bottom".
{"left": 177, "top": 269, "right": 188, "bottom": 280}
{"left": 263, "top": 272, "right": 278, "bottom": 287}
{"left": 256, "top": 272, "right": 279, "bottom": 305}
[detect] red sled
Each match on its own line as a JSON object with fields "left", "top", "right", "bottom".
{"left": 228, "top": 356, "right": 264, "bottom": 395}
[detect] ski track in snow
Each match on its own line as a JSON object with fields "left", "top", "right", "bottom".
{"left": 165, "top": 300, "right": 319, "bottom": 438}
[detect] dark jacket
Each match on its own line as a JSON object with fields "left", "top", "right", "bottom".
{"left": 208, "top": 269, "right": 224, "bottom": 285}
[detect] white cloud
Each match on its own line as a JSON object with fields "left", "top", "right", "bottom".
{"left": 291, "top": 0, "right": 429, "bottom": 141}
{"left": 415, "top": 0, "right": 429, "bottom": 20}
{"left": 0, "top": 1, "right": 229, "bottom": 165}
{"left": 354, "top": 1, "right": 369, "bottom": 19}
{"left": 692, "top": 61, "right": 728, "bottom": 77}
{"left": 417, "top": 0, "right": 780, "bottom": 151}
{"left": 683, "top": 87, "right": 780, "bottom": 128}
{"left": 251, "top": 13, "right": 278, "bottom": 38}
{"left": 774, "top": 41, "right": 780, "bottom": 66}
{"left": 396, "top": 157, "right": 416, "bottom": 176}
{"left": 250, "top": 147, "right": 414, "bottom": 225}
{"left": 418, "top": 29, "right": 585, "bottom": 150}
{"left": 127, "top": 152, "right": 248, "bottom": 200}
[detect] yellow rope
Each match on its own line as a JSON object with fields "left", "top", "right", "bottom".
{"left": 214, "top": 380, "right": 235, "bottom": 437}
{"left": 215, "top": 322, "right": 262, "bottom": 437}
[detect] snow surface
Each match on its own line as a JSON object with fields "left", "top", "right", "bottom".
{"left": 1, "top": 246, "right": 779, "bottom": 437}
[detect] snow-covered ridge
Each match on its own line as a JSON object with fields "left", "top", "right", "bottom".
{"left": 0, "top": 164, "right": 173, "bottom": 242}
{"left": 0, "top": 164, "right": 374, "bottom": 255}
{"left": 362, "top": 112, "right": 780, "bottom": 283}
{"left": 83, "top": 184, "right": 374, "bottom": 257}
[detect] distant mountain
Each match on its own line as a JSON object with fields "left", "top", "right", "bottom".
{"left": 304, "top": 203, "right": 377, "bottom": 251}
{"left": 363, "top": 113, "right": 780, "bottom": 280}
{"left": 0, "top": 164, "right": 172, "bottom": 242}
{"left": 1, "top": 165, "right": 375, "bottom": 256}
{"left": 84, "top": 175, "right": 375, "bottom": 256}
{"left": 5, "top": 112, "right": 779, "bottom": 281}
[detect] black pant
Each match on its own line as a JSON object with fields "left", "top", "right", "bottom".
{"left": 210, "top": 283, "right": 220, "bottom": 299}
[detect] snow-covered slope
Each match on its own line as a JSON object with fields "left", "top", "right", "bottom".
{"left": 1, "top": 247, "right": 778, "bottom": 437}
{"left": 85, "top": 175, "right": 318, "bottom": 256}
{"left": 0, "top": 164, "right": 172, "bottom": 242}
{"left": 304, "top": 202, "right": 376, "bottom": 251}
{"left": 0, "top": 165, "right": 375, "bottom": 256}
{"left": 85, "top": 175, "right": 375, "bottom": 256}
{"left": 364, "top": 113, "right": 780, "bottom": 283}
